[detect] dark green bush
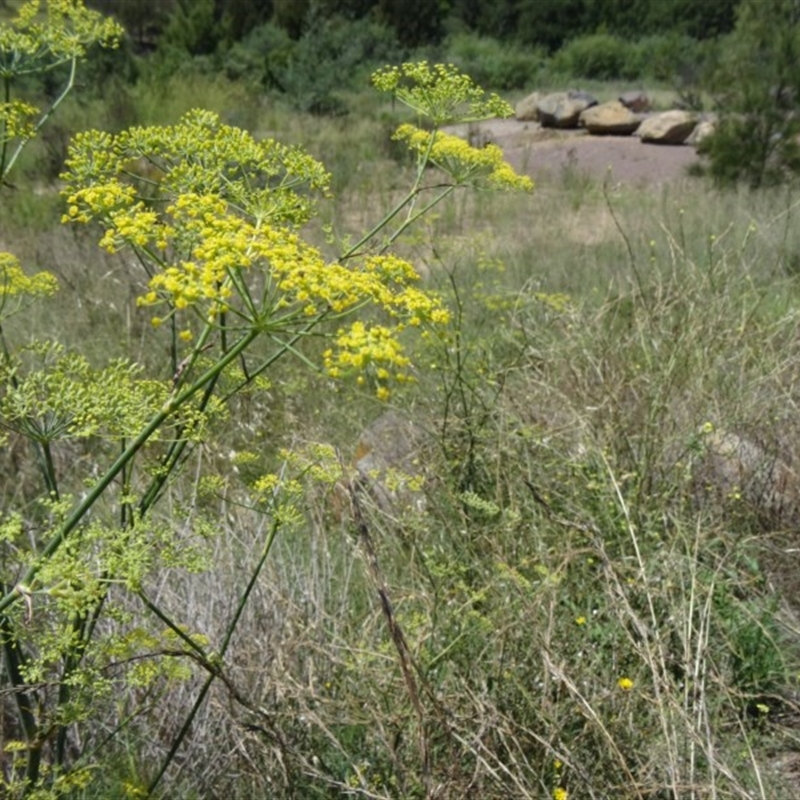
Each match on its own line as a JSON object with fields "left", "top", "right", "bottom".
{"left": 227, "top": 15, "right": 402, "bottom": 115}
{"left": 700, "top": 0, "right": 800, "bottom": 187}
{"left": 551, "top": 33, "right": 643, "bottom": 81}
{"left": 444, "top": 31, "right": 545, "bottom": 90}
{"left": 222, "top": 22, "right": 294, "bottom": 85}
{"left": 635, "top": 32, "right": 711, "bottom": 83}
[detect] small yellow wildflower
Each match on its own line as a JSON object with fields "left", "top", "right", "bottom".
{"left": 553, "top": 788, "right": 568, "bottom": 800}
{"left": 575, "top": 616, "right": 587, "bottom": 626}
{"left": 617, "top": 677, "right": 634, "bottom": 692}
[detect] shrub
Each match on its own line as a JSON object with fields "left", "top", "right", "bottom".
{"left": 444, "top": 31, "right": 545, "bottom": 90}
{"left": 701, "top": 0, "right": 800, "bottom": 187}
{"left": 551, "top": 32, "right": 644, "bottom": 81}
{"left": 233, "top": 15, "right": 403, "bottom": 115}
{"left": 635, "top": 32, "right": 712, "bottom": 84}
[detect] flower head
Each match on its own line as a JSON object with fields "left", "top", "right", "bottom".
{"left": 394, "top": 124, "right": 532, "bottom": 191}
{"left": 372, "top": 62, "right": 512, "bottom": 125}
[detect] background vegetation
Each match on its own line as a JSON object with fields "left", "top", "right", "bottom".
{"left": 3, "top": 1, "right": 800, "bottom": 798}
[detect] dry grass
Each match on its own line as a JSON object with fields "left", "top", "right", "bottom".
{"left": 5, "top": 83, "right": 800, "bottom": 799}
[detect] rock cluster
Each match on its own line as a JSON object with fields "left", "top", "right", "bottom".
{"left": 515, "top": 89, "right": 715, "bottom": 146}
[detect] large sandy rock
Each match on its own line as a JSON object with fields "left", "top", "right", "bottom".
{"left": 697, "top": 429, "right": 800, "bottom": 526}
{"left": 580, "top": 100, "right": 642, "bottom": 135}
{"left": 619, "top": 90, "right": 650, "bottom": 113}
{"left": 637, "top": 110, "right": 698, "bottom": 144}
{"left": 353, "top": 410, "right": 428, "bottom": 513}
{"left": 538, "top": 91, "right": 597, "bottom": 129}
{"left": 515, "top": 91, "right": 542, "bottom": 121}
{"left": 687, "top": 115, "right": 717, "bottom": 147}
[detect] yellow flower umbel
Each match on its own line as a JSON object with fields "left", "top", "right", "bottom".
{"left": 372, "top": 61, "right": 512, "bottom": 126}
{"left": 60, "top": 109, "right": 451, "bottom": 397}
{"left": 0, "top": 252, "right": 58, "bottom": 320}
{"left": 349, "top": 62, "right": 532, "bottom": 260}
{"left": 0, "top": 1, "right": 123, "bottom": 183}
{"left": 372, "top": 62, "right": 532, "bottom": 193}
{"left": 394, "top": 124, "right": 533, "bottom": 191}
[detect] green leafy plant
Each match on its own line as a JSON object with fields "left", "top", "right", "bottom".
{"left": 701, "top": 0, "right": 800, "bottom": 187}
{"left": 0, "top": 12, "right": 530, "bottom": 792}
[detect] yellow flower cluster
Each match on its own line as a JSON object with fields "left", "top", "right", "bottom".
{"left": 372, "top": 61, "right": 512, "bottom": 125}
{"left": 63, "top": 180, "right": 138, "bottom": 226}
{"left": 0, "top": 0, "right": 122, "bottom": 67}
{"left": 137, "top": 193, "right": 252, "bottom": 311}
{"left": 324, "top": 322, "right": 413, "bottom": 398}
{"left": 394, "top": 124, "right": 533, "bottom": 191}
{"left": 60, "top": 109, "right": 451, "bottom": 395}
{"left": 0, "top": 252, "right": 58, "bottom": 319}
{"left": 62, "top": 110, "right": 330, "bottom": 229}
{"left": 0, "top": 100, "right": 38, "bottom": 144}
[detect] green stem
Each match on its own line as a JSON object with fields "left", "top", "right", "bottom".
{"left": 340, "top": 127, "right": 439, "bottom": 260}
{"left": 40, "top": 440, "right": 60, "bottom": 500}
{"left": 0, "top": 327, "right": 260, "bottom": 616}
{"left": 383, "top": 184, "right": 457, "bottom": 253}
{"left": 0, "top": 74, "right": 10, "bottom": 185}
{"left": 146, "top": 515, "right": 281, "bottom": 795}
{"left": 1, "top": 608, "right": 41, "bottom": 790}
{"left": 2, "top": 56, "right": 78, "bottom": 184}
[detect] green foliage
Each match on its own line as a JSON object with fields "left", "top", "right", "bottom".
{"left": 159, "top": 0, "right": 217, "bottom": 56}
{"left": 444, "top": 31, "right": 544, "bottom": 90}
{"left": 0, "top": 0, "right": 123, "bottom": 185}
{"left": 451, "top": 0, "right": 737, "bottom": 51}
{"left": 86, "top": 0, "right": 174, "bottom": 51}
{"left": 551, "top": 32, "right": 643, "bottom": 81}
{"left": 374, "top": 0, "right": 448, "bottom": 47}
{"left": 1, "top": 36, "right": 531, "bottom": 796}
{"left": 701, "top": 0, "right": 800, "bottom": 187}
{"left": 228, "top": 15, "right": 402, "bottom": 115}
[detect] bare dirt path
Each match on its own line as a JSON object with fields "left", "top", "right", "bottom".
{"left": 451, "top": 118, "right": 702, "bottom": 187}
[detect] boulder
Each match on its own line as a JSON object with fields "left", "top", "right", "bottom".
{"left": 686, "top": 116, "right": 717, "bottom": 147}
{"left": 637, "top": 110, "right": 698, "bottom": 144}
{"left": 515, "top": 91, "right": 542, "bottom": 122}
{"left": 697, "top": 429, "right": 800, "bottom": 526}
{"left": 619, "top": 90, "right": 650, "bottom": 113}
{"left": 580, "top": 100, "right": 642, "bottom": 135}
{"left": 353, "top": 410, "right": 428, "bottom": 513}
{"left": 537, "top": 91, "right": 597, "bottom": 129}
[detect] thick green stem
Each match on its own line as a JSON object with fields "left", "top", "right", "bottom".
{"left": 0, "top": 328, "right": 260, "bottom": 615}
{"left": 1, "top": 609, "right": 42, "bottom": 790}
{"left": 146, "top": 515, "right": 281, "bottom": 795}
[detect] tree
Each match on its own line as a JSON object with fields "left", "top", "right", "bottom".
{"left": 701, "top": 0, "right": 800, "bottom": 187}
{"left": 86, "top": 0, "right": 175, "bottom": 50}
{"left": 376, "top": 0, "right": 448, "bottom": 47}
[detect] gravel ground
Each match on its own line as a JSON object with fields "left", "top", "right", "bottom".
{"left": 449, "top": 118, "right": 703, "bottom": 187}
